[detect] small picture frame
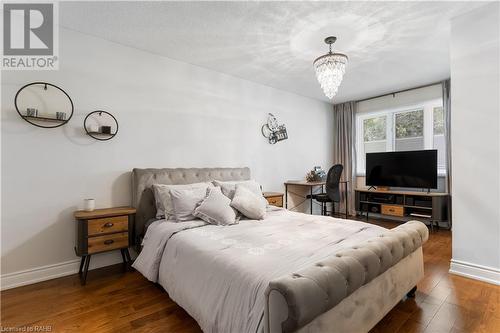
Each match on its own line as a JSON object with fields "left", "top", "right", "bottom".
{"left": 101, "top": 125, "right": 112, "bottom": 134}
{"left": 56, "top": 112, "right": 66, "bottom": 120}
{"left": 26, "top": 108, "right": 38, "bottom": 117}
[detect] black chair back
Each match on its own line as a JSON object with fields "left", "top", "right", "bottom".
{"left": 326, "top": 164, "right": 343, "bottom": 202}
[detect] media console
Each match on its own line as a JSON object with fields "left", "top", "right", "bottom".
{"left": 355, "top": 188, "right": 450, "bottom": 230}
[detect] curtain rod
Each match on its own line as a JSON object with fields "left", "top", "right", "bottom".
{"left": 356, "top": 81, "right": 444, "bottom": 103}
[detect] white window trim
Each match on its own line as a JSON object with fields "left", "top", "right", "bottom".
{"left": 356, "top": 98, "right": 445, "bottom": 177}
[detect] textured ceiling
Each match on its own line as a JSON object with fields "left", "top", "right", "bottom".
{"left": 60, "top": 1, "right": 489, "bottom": 103}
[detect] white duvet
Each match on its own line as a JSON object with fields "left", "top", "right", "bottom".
{"left": 133, "top": 208, "right": 386, "bottom": 333}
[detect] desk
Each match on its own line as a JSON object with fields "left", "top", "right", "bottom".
{"left": 284, "top": 180, "right": 325, "bottom": 214}
{"left": 284, "top": 180, "right": 349, "bottom": 217}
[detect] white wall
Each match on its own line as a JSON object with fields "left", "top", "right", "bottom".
{"left": 449, "top": 3, "right": 500, "bottom": 285}
{"left": 0, "top": 28, "right": 333, "bottom": 288}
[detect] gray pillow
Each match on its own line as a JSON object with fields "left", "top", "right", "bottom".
{"left": 212, "top": 180, "right": 262, "bottom": 199}
{"left": 170, "top": 187, "right": 211, "bottom": 222}
{"left": 152, "top": 182, "right": 211, "bottom": 219}
{"left": 231, "top": 184, "right": 267, "bottom": 220}
{"left": 194, "top": 187, "right": 239, "bottom": 226}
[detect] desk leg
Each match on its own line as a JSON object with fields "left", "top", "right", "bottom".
{"left": 285, "top": 184, "right": 288, "bottom": 209}
{"left": 310, "top": 187, "right": 313, "bottom": 214}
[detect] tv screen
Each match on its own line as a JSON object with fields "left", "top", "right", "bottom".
{"left": 366, "top": 150, "right": 438, "bottom": 189}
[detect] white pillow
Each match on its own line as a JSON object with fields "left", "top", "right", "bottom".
{"left": 231, "top": 184, "right": 267, "bottom": 220}
{"left": 152, "top": 182, "right": 212, "bottom": 219}
{"left": 170, "top": 187, "right": 210, "bottom": 222}
{"left": 194, "top": 187, "right": 239, "bottom": 226}
{"left": 212, "top": 180, "right": 262, "bottom": 199}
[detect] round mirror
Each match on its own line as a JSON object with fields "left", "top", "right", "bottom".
{"left": 15, "top": 82, "right": 74, "bottom": 128}
{"left": 84, "top": 110, "right": 119, "bottom": 141}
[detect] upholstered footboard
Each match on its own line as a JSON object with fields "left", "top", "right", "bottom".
{"left": 264, "top": 221, "right": 429, "bottom": 333}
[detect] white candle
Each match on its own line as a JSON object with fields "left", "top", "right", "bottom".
{"left": 88, "top": 124, "right": 98, "bottom": 133}
{"left": 83, "top": 199, "right": 95, "bottom": 211}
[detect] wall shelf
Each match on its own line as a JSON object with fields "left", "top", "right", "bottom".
{"left": 15, "top": 82, "right": 74, "bottom": 129}
{"left": 22, "top": 115, "right": 66, "bottom": 123}
{"left": 84, "top": 110, "right": 119, "bottom": 141}
{"left": 87, "top": 131, "right": 117, "bottom": 136}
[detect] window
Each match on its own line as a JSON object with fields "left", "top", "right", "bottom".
{"left": 356, "top": 99, "right": 446, "bottom": 175}
{"left": 433, "top": 107, "right": 444, "bottom": 135}
{"left": 394, "top": 109, "right": 424, "bottom": 151}
{"left": 363, "top": 116, "right": 386, "bottom": 154}
{"left": 433, "top": 106, "right": 446, "bottom": 169}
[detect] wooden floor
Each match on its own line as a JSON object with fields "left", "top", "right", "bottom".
{"left": 1, "top": 219, "right": 499, "bottom": 333}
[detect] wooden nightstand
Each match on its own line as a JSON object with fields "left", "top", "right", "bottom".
{"left": 74, "top": 206, "right": 136, "bottom": 285}
{"left": 263, "top": 192, "right": 284, "bottom": 207}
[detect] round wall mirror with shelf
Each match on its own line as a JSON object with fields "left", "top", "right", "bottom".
{"left": 84, "top": 111, "right": 119, "bottom": 141}
{"left": 14, "top": 82, "right": 74, "bottom": 128}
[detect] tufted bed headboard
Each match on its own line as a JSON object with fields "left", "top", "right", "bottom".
{"left": 131, "top": 167, "right": 251, "bottom": 244}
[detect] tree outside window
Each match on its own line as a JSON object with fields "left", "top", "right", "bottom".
{"left": 433, "top": 107, "right": 444, "bottom": 135}
{"left": 363, "top": 116, "right": 386, "bottom": 142}
{"left": 395, "top": 110, "right": 424, "bottom": 138}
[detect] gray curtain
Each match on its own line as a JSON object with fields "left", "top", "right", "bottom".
{"left": 333, "top": 101, "right": 356, "bottom": 216}
{"left": 442, "top": 79, "right": 452, "bottom": 225}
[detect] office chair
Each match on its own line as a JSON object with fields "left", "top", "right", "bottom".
{"left": 314, "top": 164, "right": 343, "bottom": 216}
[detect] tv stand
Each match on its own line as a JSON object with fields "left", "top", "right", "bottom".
{"left": 355, "top": 188, "right": 450, "bottom": 230}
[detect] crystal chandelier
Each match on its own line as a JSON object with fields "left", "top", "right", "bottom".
{"left": 313, "top": 36, "right": 348, "bottom": 99}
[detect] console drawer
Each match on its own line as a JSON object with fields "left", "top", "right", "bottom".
{"left": 381, "top": 205, "right": 404, "bottom": 217}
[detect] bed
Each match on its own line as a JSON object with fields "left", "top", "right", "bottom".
{"left": 131, "top": 167, "right": 428, "bottom": 333}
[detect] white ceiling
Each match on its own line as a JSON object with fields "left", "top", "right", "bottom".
{"left": 60, "top": 1, "right": 489, "bottom": 103}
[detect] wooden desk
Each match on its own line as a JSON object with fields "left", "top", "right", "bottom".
{"left": 284, "top": 180, "right": 349, "bottom": 217}
{"left": 284, "top": 180, "right": 325, "bottom": 214}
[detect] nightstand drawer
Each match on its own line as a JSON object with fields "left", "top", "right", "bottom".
{"left": 266, "top": 196, "right": 283, "bottom": 207}
{"left": 88, "top": 216, "right": 128, "bottom": 236}
{"left": 88, "top": 232, "right": 128, "bottom": 254}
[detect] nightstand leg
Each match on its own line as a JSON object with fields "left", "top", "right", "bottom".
{"left": 124, "top": 248, "right": 132, "bottom": 263}
{"left": 120, "top": 249, "right": 128, "bottom": 271}
{"left": 81, "top": 255, "right": 91, "bottom": 286}
{"left": 78, "top": 256, "right": 86, "bottom": 276}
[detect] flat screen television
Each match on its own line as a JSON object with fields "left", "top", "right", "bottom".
{"left": 366, "top": 150, "right": 438, "bottom": 189}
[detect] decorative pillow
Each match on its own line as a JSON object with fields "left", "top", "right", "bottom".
{"left": 194, "top": 187, "right": 239, "bottom": 226}
{"left": 170, "top": 187, "right": 210, "bottom": 222}
{"left": 212, "top": 180, "right": 262, "bottom": 199}
{"left": 231, "top": 184, "right": 267, "bottom": 220}
{"left": 152, "top": 182, "right": 211, "bottom": 219}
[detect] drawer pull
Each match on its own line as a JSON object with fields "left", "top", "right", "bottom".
{"left": 104, "top": 239, "right": 114, "bottom": 245}
{"left": 104, "top": 223, "right": 114, "bottom": 228}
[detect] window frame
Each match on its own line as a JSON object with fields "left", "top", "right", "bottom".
{"left": 356, "top": 98, "right": 445, "bottom": 177}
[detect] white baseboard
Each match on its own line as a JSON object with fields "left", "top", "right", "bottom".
{"left": 449, "top": 259, "right": 500, "bottom": 285}
{"left": 1, "top": 259, "right": 81, "bottom": 290}
{"left": 0, "top": 253, "right": 129, "bottom": 290}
